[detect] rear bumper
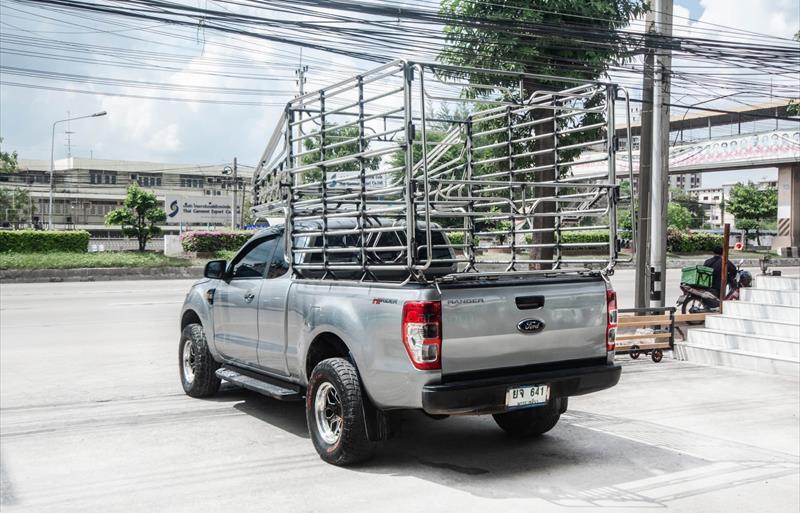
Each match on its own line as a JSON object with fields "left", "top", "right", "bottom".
{"left": 421, "top": 363, "right": 621, "bottom": 415}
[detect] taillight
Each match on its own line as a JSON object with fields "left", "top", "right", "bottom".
{"left": 401, "top": 301, "right": 442, "bottom": 370}
{"left": 606, "top": 289, "right": 617, "bottom": 352}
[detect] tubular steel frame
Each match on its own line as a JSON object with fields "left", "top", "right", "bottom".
{"left": 252, "top": 60, "right": 635, "bottom": 283}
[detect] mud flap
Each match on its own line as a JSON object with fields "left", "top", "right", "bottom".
{"left": 361, "top": 394, "right": 391, "bottom": 442}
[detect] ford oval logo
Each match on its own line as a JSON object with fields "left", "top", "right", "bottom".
{"left": 517, "top": 319, "right": 545, "bottom": 334}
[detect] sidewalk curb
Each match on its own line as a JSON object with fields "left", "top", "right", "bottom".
{"left": 0, "top": 266, "right": 204, "bottom": 283}
{"left": 1, "top": 258, "right": 797, "bottom": 284}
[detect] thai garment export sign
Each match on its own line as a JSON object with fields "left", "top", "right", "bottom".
{"left": 164, "top": 195, "right": 238, "bottom": 225}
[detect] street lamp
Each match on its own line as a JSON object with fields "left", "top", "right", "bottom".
{"left": 48, "top": 110, "right": 107, "bottom": 230}
{"left": 222, "top": 158, "right": 238, "bottom": 230}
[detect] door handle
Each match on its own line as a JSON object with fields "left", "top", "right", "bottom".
{"left": 244, "top": 292, "right": 256, "bottom": 303}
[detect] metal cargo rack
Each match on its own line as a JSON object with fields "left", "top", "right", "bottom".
{"left": 252, "top": 60, "right": 634, "bottom": 283}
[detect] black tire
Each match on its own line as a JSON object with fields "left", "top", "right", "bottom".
{"left": 630, "top": 345, "right": 641, "bottom": 359}
{"left": 179, "top": 323, "right": 221, "bottom": 398}
{"left": 681, "top": 297, "right": 706, "bottom": 325}
{"left": 651, "top": 349, "right": 664, "bottom": 363}
{"left": 306, "top": 358, "right": 374, "bottom": 465}
{"left": 492, "top": 398, "right": 563, "bottom": 438}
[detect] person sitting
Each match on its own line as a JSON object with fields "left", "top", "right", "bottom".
{"left": 704, "top": 245, "right": 736, "bottom": 297}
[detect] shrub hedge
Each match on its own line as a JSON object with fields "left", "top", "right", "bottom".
{"left": 180, "top": 231, "right": 252, "bottom": 253}
{"left": 523, "top": 230, "right": 613, "bottom": 247}
{"left": 0, "top": 230, "right": 90, "bottom": 253}
{"left": 446, "top": 232, "right": 467, "bottom": 245}
{"left": 666, "top": 229, "right": 723, "bottom": 253}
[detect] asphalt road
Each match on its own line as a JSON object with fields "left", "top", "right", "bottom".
{"left": 1, "top": 273, "right": 798, "bottom": 513}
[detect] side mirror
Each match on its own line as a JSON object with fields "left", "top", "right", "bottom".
{"left": 204, "top": 259, "right": 227, "bottom": 279}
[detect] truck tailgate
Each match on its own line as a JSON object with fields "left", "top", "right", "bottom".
{"left": 439, "top": 277, "right": 608, "bottom": 375}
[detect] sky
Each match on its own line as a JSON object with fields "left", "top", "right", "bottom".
{"left": 0, "top": 0, "right": 798, "bottom": 184}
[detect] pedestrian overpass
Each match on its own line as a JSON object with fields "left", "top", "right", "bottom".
{"left": 575, "top": 127, "right": 800, "bottom": 252}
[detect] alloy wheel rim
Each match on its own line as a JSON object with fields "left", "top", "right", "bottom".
{"left": 182, "top": 338, "right": 196, "bottom": 384}
{"left": 314, "top": 382, "right": 343, "bottom": 445}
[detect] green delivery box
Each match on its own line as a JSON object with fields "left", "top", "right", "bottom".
{"left": 681, "top": 265, "right": 714, "bottom": 288}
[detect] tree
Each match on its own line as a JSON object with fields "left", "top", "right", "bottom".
{"left": 0, "top": 187, "right": 35, "bottom": 227}
{"left": 788, "top": 32, "right": 800, "bottom": 116}
{"left": 1, "top": 138, "right": 18, "bottom": 173}
{"left": 300, "top": 124, "right": 381, "bottom": 185}
{"left": 105, "top": 183, "right": 166, "bottom": 251}
{"left": 667, "top": 202, "right": 692, "bottom": 230}
{"left": 670, "top": 187, "right": 704, "bottom": 228}
{"left": 726, "top": 182, "right": 778, "bottom": 246}
{"left": 439, "top": 0, "right": 647, "bottom": 268}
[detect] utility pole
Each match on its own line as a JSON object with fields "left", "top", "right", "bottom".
{"left": 231, "top": 157, "right": 238, "bottom": 230}
{"left": 634, "top": 8, "right": 656, "bottom": 309}
{"left": 295, "top": 49, "right": 308, "bottom": 185}
{"left": 649, "top": 0, "right": 674, "bottom": 308}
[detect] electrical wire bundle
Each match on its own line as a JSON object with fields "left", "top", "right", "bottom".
{"left": 0, "top": 0, "right": 798, "bottom": 116}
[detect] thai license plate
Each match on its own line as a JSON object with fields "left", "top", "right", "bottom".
{"left": 505, "top": 384, "right": 550, "bottom": 409}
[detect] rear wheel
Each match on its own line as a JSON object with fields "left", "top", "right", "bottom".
{"left": 493, "top": 398, "right": 563, "bottom": 437}
{"left": 681, "top": 297, "right": 707, "bottom": 325}
{"left": 630, "top": 345, "right": 641, "bottom": 359}
{"left": 306, "top": 358, "right": 374, "bottom": 465}
{"left": 179, "top": 323, "right": 221, "bottom": 398}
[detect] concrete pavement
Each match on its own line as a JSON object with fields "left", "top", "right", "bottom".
{"left": 0, "top": 275, "right": 798, "bottom": 513}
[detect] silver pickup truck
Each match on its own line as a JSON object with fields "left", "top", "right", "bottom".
{"left": 179, "top": 61, "right": 632, "bottom": 465}
{"left": 179, "top": 221, "right": 620, "bottom": 465}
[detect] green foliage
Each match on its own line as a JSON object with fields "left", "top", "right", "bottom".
{"left": 666, "top": 229, "right": 723, "bottom": 253}
{"left": 670, "top": 187, "right": 704, "bottom": 228}
{"left": 726, "top": 182, "right": 778, "bottom": 245}
{"left": 301, "top": 124, "right": 381, "bottom": 184}
{"left": 105, "top": 184, "right": 166, "bottom": 252}
{"left": 439, "top": 0, "right": 647, "bottom": 85}
{"left": 667, "top": 202, "right": 693, "bottom": 230}
{"left": 0, "top": 188, "right": 35, "bottom": 226}
{"left": 0, "top": 251, "right": 189, "bottom": 269}
{"left": 214, "top": 249, "right": 237, "bottom": 261}
{"left": 180, "top": 230, "right": 252, "bottom": 253}
{"left": 446, "top": 231, "right": 465, "bottom": 246}
{"left": 438, "top": 0, "right": 646, "bottom": 266}
{"left": 618, "top": 208, "right": 633, "bottom": 232}
{"left": 789, "top": 33, "right": 800, "bottom": 115}
{"left": 726, "top": 182, "right": 777, "bottom": 221}
{"left": 0, "top": 230, "right": 90, "bottom": 253}
{"left": 0, "top": 138, "right": 18, "bottom": 173}
{"left": 525, "top": 230, "right": 610, "bottom": 246}
{"left": 389, "top": 126, "right": 464, "bottom": 179}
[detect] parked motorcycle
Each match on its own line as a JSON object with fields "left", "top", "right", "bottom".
{"left": 676, "top": 260, "right": 753, "bottom": 325}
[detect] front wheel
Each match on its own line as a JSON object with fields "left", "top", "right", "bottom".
{"left": 179, "top": 323, "right": 221, "bottom": 398}
{"left": 492, "top": 398, "right": 563, "bottom": 437}
{"left": 306, "top": 358, "right": 374, "bottom": 465}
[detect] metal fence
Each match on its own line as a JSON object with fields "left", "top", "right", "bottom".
{"left": 252, "top": 60, "right": 633, "bottom": 283}
{"left": 89, "top": 238, "right": 164, "bottom": 252}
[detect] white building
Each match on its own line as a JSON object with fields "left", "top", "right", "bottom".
{"left": 688, "top": 186, "right": 735, "bottom": 229}
{"left": 0, "top": 158, "right": 253, "bottom": 234}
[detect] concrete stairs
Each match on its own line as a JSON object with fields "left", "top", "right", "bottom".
{"left": 676, "top": 275, "right": 800, "bottom": 377}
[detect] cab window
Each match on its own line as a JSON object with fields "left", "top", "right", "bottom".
{"left": 230, "top": 237, "right": 278, "bottom": 279}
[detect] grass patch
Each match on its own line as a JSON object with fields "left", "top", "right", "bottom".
{"left": 0, "top": 251, "right": 193, "bottom": 270}
{"left": 214, "top": 249, "right": 237, "bottom": 261}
